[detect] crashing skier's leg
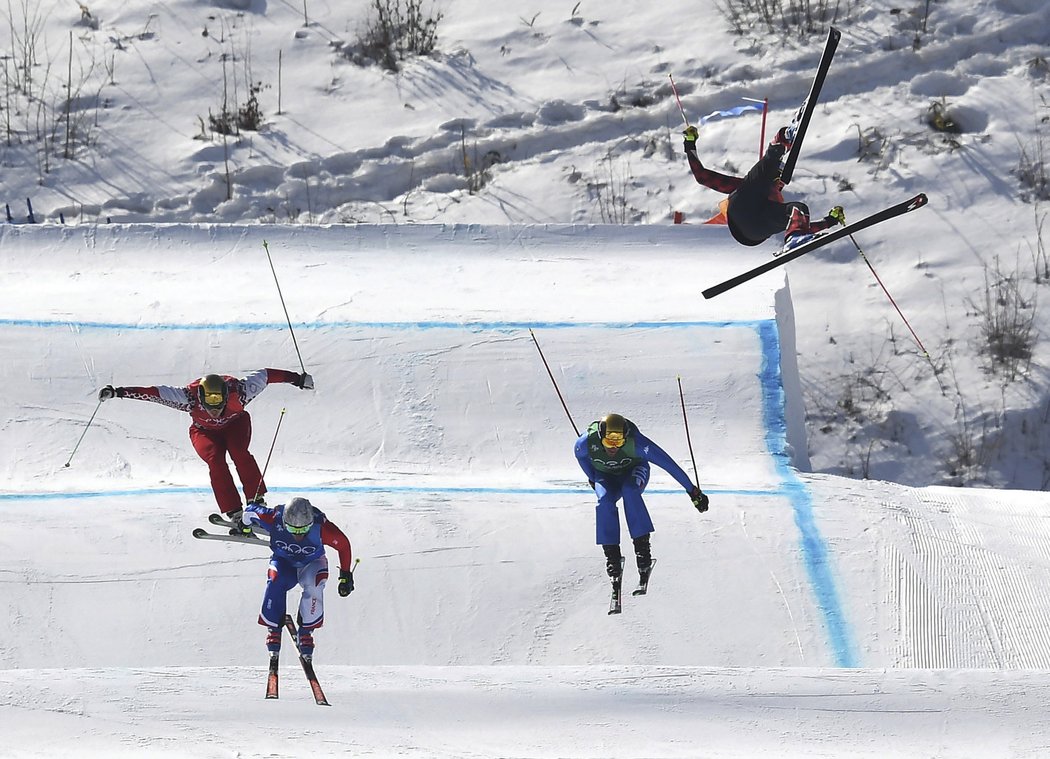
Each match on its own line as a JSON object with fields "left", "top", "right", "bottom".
{"left": 810, "top": 205, "right": 846, "bottom": 232}
{"left": 602, "top": 544, "right": 623, "bottom": 580}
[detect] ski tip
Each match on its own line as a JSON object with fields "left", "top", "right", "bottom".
{"left": 191, "top": 528, "right": 207, "bottom": 538}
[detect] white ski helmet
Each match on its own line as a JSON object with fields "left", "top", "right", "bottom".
{"left": 283, "top": 497, "right": 315, "bottom": 535}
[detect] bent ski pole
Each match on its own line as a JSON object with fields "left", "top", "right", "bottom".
{"left": 529, "top": 328, "right": 579, "bottom": 436}
{"left": 64, "top": 398, "right": 103, "bottom": 468}
{"left": 252, "top": 408, "right": 286, "bottom": 503}
{"left": 677, "top": 376, "right": 700, "bottom": 484}
{"left": 263, "top": 240, "right": 307, "bottom": 375}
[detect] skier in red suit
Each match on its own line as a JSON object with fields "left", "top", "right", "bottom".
{"left": 683, "top": 124, "right": 845, "bottom": 248}
{"left": 98, "top": 369, "right": 313, "bottom": 528}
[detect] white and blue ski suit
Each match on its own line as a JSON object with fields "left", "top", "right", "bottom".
{"left": 246, "top": 501, "right": 352, "bottom": 631}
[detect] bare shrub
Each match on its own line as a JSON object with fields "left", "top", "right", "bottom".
{"left": 1016, "top": 133, "right": 1049, "bottom": 203}
{"left": 348, "top": 0, "right": 443, "bottom": 73}
{"left": 717, "top": 0, "right": 849, "bottom": 37}
{"left": 967, "top": 256, "right": 1036, "bottom": 381}
{"left": 586, "top": 154, "right": 643, "bottom": 224}
{"left": 459, "top": 126, "right": 501, "bottom": 194}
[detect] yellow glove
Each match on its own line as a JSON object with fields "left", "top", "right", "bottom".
{"left": 683, "top": 125, "right": 699, "bottom": 142}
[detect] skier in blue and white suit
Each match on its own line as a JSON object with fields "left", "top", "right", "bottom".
{"left": 574, "top": 413, "right": 709, "bottom": 583}
{"left": 245, "top": 497, "right": 354, "bottom": 659}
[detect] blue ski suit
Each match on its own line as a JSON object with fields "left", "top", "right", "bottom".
{"left": 574, "top": 418, "right": 697, "bottom": 545}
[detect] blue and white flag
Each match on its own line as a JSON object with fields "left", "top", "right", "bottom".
{"left": 698, "top": 103, "right": 765, "bottom": 124}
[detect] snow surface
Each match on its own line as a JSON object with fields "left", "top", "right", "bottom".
{"left": 3, "top": 0, "right": 1050, "bottom": 756}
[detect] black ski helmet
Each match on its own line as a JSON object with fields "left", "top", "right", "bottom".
{"left": 197, "top": 374, "right": 228, "bottom": 410}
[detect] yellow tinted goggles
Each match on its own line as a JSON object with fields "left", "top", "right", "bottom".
{"left": 202, "top": 391, "right": 226, "bottom": 408}
{"left": 602, "top": 432, "right": 626, "bottom": 448}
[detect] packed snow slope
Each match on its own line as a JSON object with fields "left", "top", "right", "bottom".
{"left": 4, "top": 225, "right": 1050, "bottom": 756}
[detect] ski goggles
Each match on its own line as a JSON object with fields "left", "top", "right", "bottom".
{"left": 285, "top": 522, "right": 312, "bottom": 536}
{"left": 601, "top": 431, "right": 626, "bottom": 449}
{"left": 201, "top": 390, "right": 226, "bottom": 408}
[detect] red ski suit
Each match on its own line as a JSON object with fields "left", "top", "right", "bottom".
{"left": 114, "top": 368, "right": 302, "bottom": 513}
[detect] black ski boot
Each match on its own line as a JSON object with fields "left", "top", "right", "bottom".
{"left": 226, "top": 507, "right": 255, "bottom": 537}
{"left": 602, "top": 544, "right": 623, "bottom": 581}
{"left": 632, "top": 534, "right": 655, "bottom": 595}
{"left": 633, "top": 534, "right": 652, "bottom": 577}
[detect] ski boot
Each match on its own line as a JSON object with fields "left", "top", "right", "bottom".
{"left": 781, "top": 206, "right": 816, "bottom": 253}
{"left": 265, "top": 627, "right": 282, "bottom": 654}
{"left": 602, "top": 544, "right": 624, "bottom": 582}
{"left": 633, "top": 534, "right": 653, "bottom": 584}
{"left": 772, "top": 125, "right": 795, "bottom": 152}
{"left": 226, "top": 507, "right": 255, "bottom": 537}
{"left": 298, "top": 629, "right": 315, "bottom": 660}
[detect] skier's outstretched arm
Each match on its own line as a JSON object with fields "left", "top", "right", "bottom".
{"left": 239, "top": 368, "right": 314, "bottom": 404}
{"left": 633, "top": 432, "right": 696, "bottom": 491}
{"left": 97, "top": 383, "right": 191, "bottom": 411}
{"left": 683, "top": 127, "right": 743, "bottom": 193}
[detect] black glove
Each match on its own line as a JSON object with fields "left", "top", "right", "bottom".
{"left": 98, "top": 385, "right": 118, "bottom": 402}
{"left": 338, "top": 569, "right": 354, "bottom": 597}
{"left": 689, "top": 486, "right": 709, "bottom": 514}
{"left": 294, "top": 372, "right": 314, "bottom": 390}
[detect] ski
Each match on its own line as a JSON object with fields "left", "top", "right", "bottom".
{"left": 702, "top": 193, "right": 929, "bottom": 299}
{"left": 632, "top": 559, "right": 656, "bottom": 596}
{"left": 209, "top": 512, "right": 269, "bottom": 536}
{"left": 608, "top": 558, "right": 625, "bottom": 615}
{"left": 191, "top": 527, "right": 269, "bottom": 546}
{"left": 266, "top": 652, "right": 280, "bottom": 700}
{"left": 780, "top": 26, "right": 840, "bottom": 184}
{"left": 283, "top": 614, "right": 330, "bottom": 706}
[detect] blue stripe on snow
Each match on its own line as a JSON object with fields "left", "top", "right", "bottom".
{"left": 0, "top": 485, "right": 759, "bottom": 501}
{"left": 0, "top": 318, "right": 763, "bottom": 331}
{"left": 755, "top": 320, "right": 856, "bottom": 668}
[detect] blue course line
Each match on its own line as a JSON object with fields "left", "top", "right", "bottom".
{"left": 0, "top": 485, "right": 761, "bottom": 502}
{"left": 1, "top": 318, "right": 764, "bottom": 331}
{"left": 755, "top": 321, "right": 856, "bottom": 668}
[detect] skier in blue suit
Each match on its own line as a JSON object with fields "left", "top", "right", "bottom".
{"left": 245, "top": 497, "right": 354, "bottom": 660}
{"left": 574, "top": 413, "right": 709, "bottom": 584}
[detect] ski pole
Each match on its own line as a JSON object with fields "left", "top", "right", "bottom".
{"left": 529, "top": 328, "right": 579, "bottom": 436}
{"left": 262, "top": 240, "right": 307, "bottom": 375}
{"left": 252, "top": 408, "right": 286, "bottom": 503}
{"left": 677, "top": 376, "right": 700, "bottom": 485}
{"left": 668, "top": 73, "right": 690, "bottom": 127}
{"left": 64, "top": 397, "right": 103, "bottom": 468}
{"left": 847, "top": 234, "right": 931, "bottom": 360}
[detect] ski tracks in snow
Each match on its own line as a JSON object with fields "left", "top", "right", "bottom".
{"left": 887, "top": 487, "right": 1050, "bottom": 668}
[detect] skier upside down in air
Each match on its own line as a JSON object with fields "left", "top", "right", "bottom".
{"left": 682, "top": 124, "right": 846, "bottom": 250}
